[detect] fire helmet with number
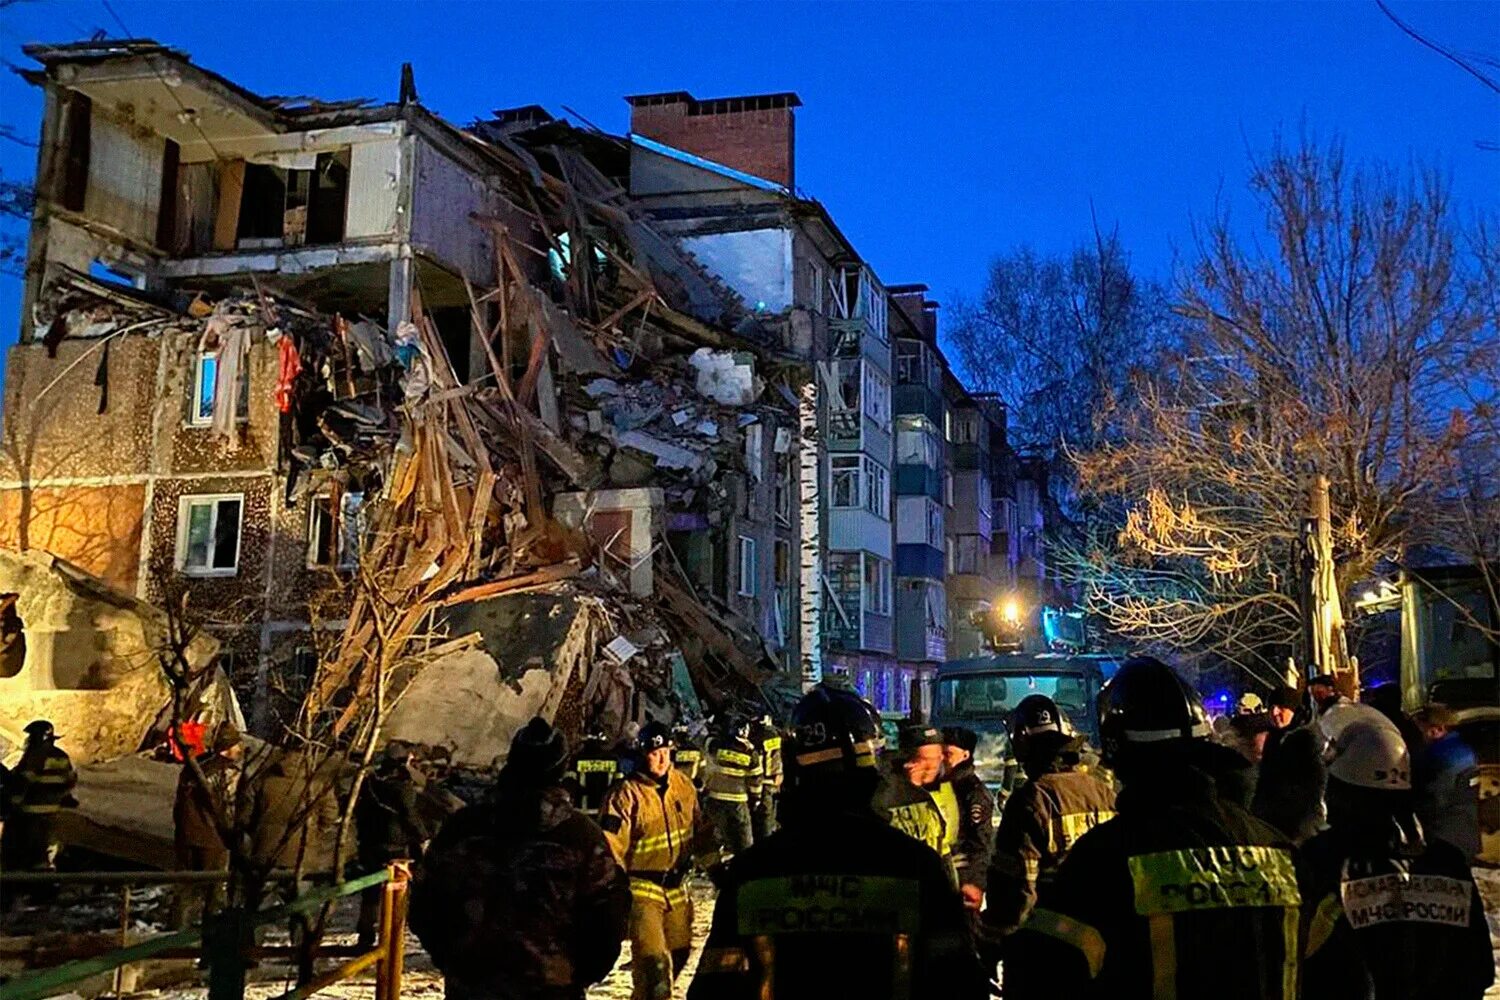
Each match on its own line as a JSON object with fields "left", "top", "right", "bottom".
{"left": 1097, "top": 657, "right": 1212, "bottom": 766}
{"left": 788, "top": 684, "right": 882, "bottom": 774}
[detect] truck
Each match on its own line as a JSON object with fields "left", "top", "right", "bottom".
{"left": 930, "top": 651, "right": 1121, "bottom": 799}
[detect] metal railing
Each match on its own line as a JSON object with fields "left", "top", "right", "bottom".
{"left": 0, "top": 862, "right": 411, "bottom": 1000}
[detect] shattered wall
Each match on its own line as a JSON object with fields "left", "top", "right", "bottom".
{"left": 0, "top": 547, "right": 219, "bottom": 763}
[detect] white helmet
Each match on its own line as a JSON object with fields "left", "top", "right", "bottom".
{"left": 1327, "top": 720, "right": 1410, "bottom": 791}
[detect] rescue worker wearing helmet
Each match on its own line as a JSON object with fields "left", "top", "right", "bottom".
{"left": 982, "top": 694, "right": 1116, "bottom": 942}
{"left": 1003, "top": 657, "right": 1322, "bottom": 1000}
{"left": 670, "top": 723, "right": 706, "bottom": 790}
{"left": 564, "top": 729, "right": 622, "bottom": 817}
{"left": 687, "top": 684, "right": 986, "bottom": 1000}
{"left": 1, "top": 719, "right": 77, "bottom": 910}
{"left": 1302, "top": 720, "right": 1494, "bottom": 999}
{"left": 597, "top": 721, "right": 709, "bottom": 1000}
{"left": 750, "top": 714, "right": 784, "bottom": 842}
{"left": 703, "top": 714, "right": 761, "bottom": 855}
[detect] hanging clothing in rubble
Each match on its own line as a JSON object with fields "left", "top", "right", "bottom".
{"left": 207, "top": 318, "right": 248, "bottom": 440}
{"left": 274, "top": 334, "right": 302, "bottom": 414}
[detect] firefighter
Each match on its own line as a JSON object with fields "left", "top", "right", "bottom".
{"left": 565, "top": 729, "right": 621, "bottom": 817}
{"left": 750, "top": 714, "right": 783, "bottom": 842}
{"left": 1, "top": 720, "right": 77, "bottom": 907}
{"left": 410, "top": 717, "right": 630, "bottom": 1000}
{"left": 983, "top": 694, "right": 1115, "bottom": 942}
{"left": 703, "top": 714, "right": 760, "bottom": 855}
{"left": 687, "top": 683, "right": 986, "bottom": 1000}
{"left": 1002, "top": 657, "right": 1325, "bottom": 1000}
{"left": 872, "top": 723, "right": 950, "bottom": 866}
{"left": 940, "top": 726, "right": 995, "bottom": 914}
{"left": 598, "top": 721, "right": 707, "bottom": 1000}
{"left": 1302, "top": 720, "right": 1494, "bottom": 999}
{"left": 671, "top": 723, "right": 706, "bottom": 789}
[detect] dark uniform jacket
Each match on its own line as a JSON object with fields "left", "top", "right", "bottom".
{"left": 1253, "top": 725, "right": 1327, "bottom": 845}
{"left": 985, "top": 764, "right": 1116, "bottom": 933}
{"left": 872, "top": 766, "right": 949, "bottom": 858}
{"left": 946, "top": 760, "right": 995, "bottom": 891}
{"left": 686, "top": 806, "right": 986, "bottom": 1000}
{"left": 7, "top": 744, "right": 76, "bottom": 816}
{"left": 1003, "top": 748, "right": 1340, "bottom": 1000}
{"left": 1412, "top": 732, "right": 1481, "bottom": 862}
{"left": 1302, "top": 818, "right": 1494, "bottom": 1000}
{"left": 565, "top": 738, "right": 622, "bottom": 815}
{"left": 410, "top": 782, "right": 630, "bottom": 1000}
{"left": 173, "top": 754, "right": 239, "bottom": 853}
{"left": 355, "top": 764, "right": 429, "bottom": 865}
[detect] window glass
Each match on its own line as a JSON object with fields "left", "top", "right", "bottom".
{"left": 832, "top": 456, "right": 861, "bottom": 508}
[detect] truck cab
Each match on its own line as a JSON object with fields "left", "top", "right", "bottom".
{"left": 931, "top": 652, "right": 1119, "bottom": 799}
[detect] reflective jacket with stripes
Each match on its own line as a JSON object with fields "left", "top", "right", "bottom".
{"left": 704, "top": 736, "right": 762, "bottom": 804}
{"left": 598, "top": 769, "right": 701, "bottom": 906}
{"left": 7, "top": 745, "right": 77, "bottom": 816}
{"left": 945, "top": 761, "right": 996, "bottom": 891}
{"left": 985, "top": 764, "right": 1116, "bottom": 933}
{"left": 1301, "top": 817, "right": 1493, "bottom": 1000}
{"left": 1003, "top": 748, "right": 1313, "bottom": 1000}
{"left": 686, "top": 804, "right": 987, "bottom": 1000}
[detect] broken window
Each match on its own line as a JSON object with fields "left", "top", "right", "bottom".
{"left": 864, "top": 554, "right": 893, "bottom": 616}
{"left": 737, "top": 535, "right": 757, "bottom": 597}
{"left": 864, "top": 458, "right": 890, "bottom": 518}
{"left": 896, "top": 414, "right": 940, "bottom": 468}
{"left": 307, "top": 491, "right": 365, "bottom": 570}
{"left": 744, "top": 422, "right": 763, "bottom": 481}
{"left": 57, "top": 91, "right": 91, "bottom": 213}
{"left": 774, "top": 450, "right": 794, "bottom": 525}
{"left": 178, "top": 495, "right": 243, "bottom": 576}
{"left": 825, "top": 551, "right": 862, "bottom": 642}
{"left": 834, "top": 361, "right": 860, "bottom": 412}
{"left": 0, "top": 594, "right": 24, "bottom": 680}
{"left": 831, "top": 456, "right": 861, "bottom": 508}
{"left": 155, "top": 138, "right": 181, "bottom": 251}
{"left": 233, "top": 152, "right": 349, "bottom": 248}
{"left": 863, "top": 364, "right": 891, "bottom": 429}
{"left": 192, "top": 350, "right": 250, "bottom": 426}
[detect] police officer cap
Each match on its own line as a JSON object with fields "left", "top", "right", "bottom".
{"left": 636, "top": 720, "right": 674, "bottom": 753}
{"left": 1098, "top": 657, "right": 1212, "bottom": 763}
{"left": 897, "top": 722, "right": 943, "bottom": 752}
{"left": 23, "top": 719, "right": 54, "bottom": 740}
{"left": 788, "top": 684, "right": 880, "bottom": 771}
{"left": 941, "top": 725, "right": 978, "bottom": 753}
{"left": 1327, "top": 720, "right": 1411, "bottom": 791}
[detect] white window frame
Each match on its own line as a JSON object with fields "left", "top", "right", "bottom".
{"left": 737, "top": 535, "right": 758, "bottom": 597}
{"left": 744, "top": 423, "right": 764, "bottom": 482}
{"left": 864, "top": 457, "right": 890, "bottom": 519}
{"left": 175, "top": 493, "right": 245, "bottom": 577}
{"left": 863, "top": 363, "right": 891, "bottom": 430}
{"left": 307, "top": 490, "right": 365, "bottom": 570}
{"left": 863, "top": 554, "right": 893, "bottom": 616}
{"left": 831, "top": 455, "right": 862, "bottom": 509}
{"left": 190, "top": 350, "right": 250, "bottom": 428}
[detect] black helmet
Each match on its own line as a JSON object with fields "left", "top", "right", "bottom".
{"left": 1010, "top": 694, "right": 1076, "bottom": 746}
{"left": 1097, "top": 657, "right": 1212, "bottom": 765}
{"left": 637, "top": 721, "right": 673, "bottom": 753}
{"left": 23, "top": 719, "right": 54, "bottom": 741}
{"left": 507, "top": 716, "right": 569, "bottom": 783}
{"left": 788, "top": 684, "right": 881, "bottom": 773}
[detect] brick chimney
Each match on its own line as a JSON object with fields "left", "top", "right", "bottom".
{"left": 889, "top": 284, "right": 939, "bottom": 343}
{"left": 627, "top": 90, "right": 800, "bottom": 190}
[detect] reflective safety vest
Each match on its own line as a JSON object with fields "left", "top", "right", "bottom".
{"left": 757, "top": 729, "right": 784, "bottom": 792}
{"left": 705, "top": 737, "right": 761, "bottom": 804}
{"left": 9, "top": 746, "right": 77, "bottom": 816}
{"left": 568, "top": 750, "right": 620, "bottom": 815}
{"left": 929, "top": 780, "right": 960, "bottom": 856}
{"left": 673, "top": 744, "right": 705, "bottom": 785}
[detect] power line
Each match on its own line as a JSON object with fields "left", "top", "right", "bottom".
{"left": 97, "top": 0, "right": 226, "bottom": 160}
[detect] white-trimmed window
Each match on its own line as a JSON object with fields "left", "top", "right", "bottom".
{"left": 863, "top": 555, "right": 893, "bottom": 616}
{"left": 864, "top": 458, "right": 890, "bottom": 518}
{"left": 863, "top": 364, "right": 891, "bottom": 430}
{"left": 177, "top": 494, "right": 244, "bottom": 576}
{"left": 737, "top": 535, "right": 757, "bottom": 597}
{"left": 744, "top": 423, "right": 764, "bottom": 481}
{"left": 831, "top": 456, "right": 862, "bottom": 508}
{"left": 191, "top": 350, "right": 250, "bottom": 427}
{"left": 307, "top": 491, "right": 365, "bottom": 570}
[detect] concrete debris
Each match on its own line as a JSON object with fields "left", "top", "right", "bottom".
{"left": 688, "top": 347, "right": 760, "bottom": 406}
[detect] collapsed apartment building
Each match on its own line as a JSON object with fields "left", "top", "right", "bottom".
{"left": 0, "top": 41, "right": 1058, "bottom": 779}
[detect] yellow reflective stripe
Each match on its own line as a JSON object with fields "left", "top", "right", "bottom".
{"left": 1304, "top": 893, "right": 1342, "bottom": 958}
{"left": 1022, "top": 908, "right": 1105, "bottom": 978}
{"left": 736, "top": 875, "right": 922, "bottom": 935}
{"left": 574, "top": 759, "right": 617, "bottom": 774}
{"left": 1148, "top": 913, "right": 1176, "bottom": 1000}
{"left": 1057, "top": 809, "right": 1114, "bottom": 851}
{"left": 716, "top": 750, "right": 754, "bottom": 767}
{"left": 1128, "top": 846, "right": 1300, "bottom": 914}
{"left": 1281, "top": 905, "right": 1299, "bottom": 1000}
{"left": 28, "top": 775, "right": 72, "bottom": 785}
{"left": 17, "top": 804, "right": 61, "bottom": 814}
{"left": 762, "top": 736, "right": 782, "bottom": 752}
{"left": 708, "top": 792, "right": 750, "bottom": 803}
{"left": 630, "top": 879, "right": 688, "bottom": 907}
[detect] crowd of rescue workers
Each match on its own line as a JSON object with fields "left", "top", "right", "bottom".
{"left": 1, "top": 656, "right": 1493, "bottom": 999}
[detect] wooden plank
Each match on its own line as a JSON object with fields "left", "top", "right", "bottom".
{"left": 212, "top": 159, "right": 245, "bottom": 251}
{"left": 439, "top": 563, "right": 579, "bottom": 607}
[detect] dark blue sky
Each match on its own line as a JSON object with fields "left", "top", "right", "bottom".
{"left": 0, "top": 1, "right": 1496, "bottom": 369}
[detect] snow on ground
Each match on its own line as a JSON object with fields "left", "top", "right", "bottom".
{"left": 1476, "top": 865, "right": 1500, "bottom": 1000}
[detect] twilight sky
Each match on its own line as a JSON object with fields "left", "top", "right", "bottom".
{"left": 0, "top": 1, "right": 1495, "bottom": 378}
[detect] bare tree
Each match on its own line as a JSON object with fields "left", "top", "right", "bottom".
{"left": 1070, "top": 136, "right": 1495, "bottom": 686}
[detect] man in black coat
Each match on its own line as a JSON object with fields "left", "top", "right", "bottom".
{"left": 355, "top": 741, "right": 430, "bottom": 948}
{"left": 940, "top": 725, "right": 994, "bottom": 914}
